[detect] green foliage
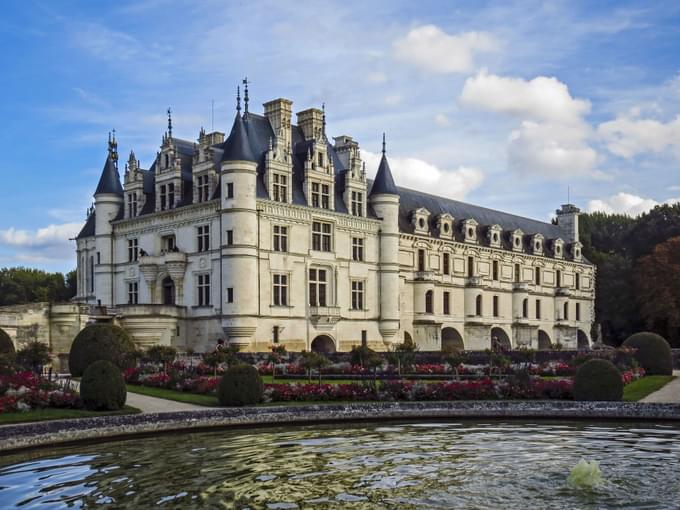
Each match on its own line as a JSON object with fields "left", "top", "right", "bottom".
{"left": 350, "top": 345, "right": 376, "bottom": 368}
{"left": 573, "top": 359, "right": 623, "bottom": 401}
{"left": 145, "top": 345, "right": 177, "bottom": 366}
{"left": 0, "top": 328, "right": 15, "bottom": 354}
{"left": 80, "top": 360, "right": 127, "bottom": 411}
{"left": 217, "top": 364, "right": 263, "bottom": 406}
{"left": 299, "top": 351, "right": 331, "bottom": 384}
{"left": 16, "top": 341, "right": 51, "bottom": 373}
{"left": 69, "top": 324, "right": 137, "bottom": 377}
{"left": 622, "top": 332, "right": 673, "bottom": 376}
{"left": 0, "top": 353, "right": 17, "bottom": 375}
{"left": 386, "top": 341, "right": 418, "bottom": 375}
{"left": 0, "top": 267, "right": 76, "bottom": 306}
{"left": 202, "top": 344, "right": 240, "bottom": 374}
{"left": 268, "top": 344, "right": 288, "bottom": 383}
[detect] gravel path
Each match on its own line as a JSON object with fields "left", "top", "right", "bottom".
{"left": 640, "top": 371, "right": 680, "bottom": 403}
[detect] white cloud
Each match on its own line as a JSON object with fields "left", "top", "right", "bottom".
{"left": 434, "top": 113, "right": 451, "bottom": 127}
{"left": 393, "top": 25, "right": 498, "bottom": 74}
{"left": 366, "top": 71, "right": 387, "bottom": 84}
{"left": 384, "top": 94, "right": 402, "bottom": 106}
{"left": 0, "top": 223, "right": 82, "bottom": 248}
{"left": 587, "top": 193, "right": 680, "bottom": 216}
{"left": 363, "top": 151, "right": 484, "bottom": 200}
{"left": 598, "top": 115, "right": 680, "bottom": 159}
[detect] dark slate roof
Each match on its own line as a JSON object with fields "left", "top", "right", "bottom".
{"left": 221, "top": 113, "right": 256, "bottom": 162}
{"left": 76, "top": 211, "right": 96, "bottom": 239}
{"left": 94, "top": 156, "right": 123, "bottom": 196}
{"left": 369, "top": 154, "right": 398, "bottom": 196}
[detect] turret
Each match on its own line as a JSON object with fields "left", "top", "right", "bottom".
{"left": 220, "top": 97, "right": 259, "bottom": 349}
{"left": 556, "top": 204, "right": 580, "bottom": 244}
{"left": 369, "top": 134, "right": 400, "bottom": 344}
{"left": 93, "top": 132, "right": 124, "bottom": 306}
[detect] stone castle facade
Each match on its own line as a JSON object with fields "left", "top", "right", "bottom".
{"left": 72, "top": 91, "right": 595, "bottom": 353}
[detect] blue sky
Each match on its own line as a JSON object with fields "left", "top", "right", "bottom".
{"left": 1, "top": 0, "right": 679, "bottom": 273}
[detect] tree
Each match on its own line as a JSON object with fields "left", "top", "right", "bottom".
{"left": 299, "top": 351, "right": 330, "bottom": 385}
{"left": 268, "top": 344, "right": 287, "bottom": 383}
{"left": 16, "top": 341, "right": 51, "bottom": 375}
{"left": 634, "top": 236, "right": 680, "bottom": 347}
{"left": 0, "top": 267, "right": 76, "bottom": 306}
{"left": 386, "top": 341, "right": 418, "bottom": 376}
{"left": 442, "top": 346, "right": 465, "bottom": 380}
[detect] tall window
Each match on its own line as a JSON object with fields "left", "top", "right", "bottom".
{"left": 522, "top": 298, "right": 528, "bottom": 318}
{"left": 128, "top": 238, "right": 138, "bottom": 262}
{"left": 351, "top": 191, "right": 363, "bottom": 216}
{"left": 351, "top": 280, "right": 364, "bottom": 310}
{"left": 273, "top": 225, "right": 288, "bottom": 252}
{"left": 273, "top": 174, "right": 287, "bottom": 202}
{"left": 162, "top": 234, "right": 176, "bottom": 252}
{"left": 317, "top": 152, "right": 324, "bottom": 168}
{"left": 311, "top": 182, "right": 329, "bottom": 208}
{"left": 127, "top": 281, "right": 138, "bottom": 304}
{"left": 443, "top": 253, "right": 450, "bottom": 275}
{"left": 167, "top": 183, "right": 175, "bottom": 209}
{"left": 160, "top": 185, "right": 167, "bottom": 210}
{"left": 556, "top": 269, "right": 562, "bottom": 288}
{"left": 563, "top": 302, "right": 569, "bottom": 320}
{"left": 127, "top": 193, "right": 137, "bottom": 217}
{"left": 197, "top": 175, "right": 210, "bottom": 202}
{"left": 514, "top": 263, "right": 521, "bottom": 283}
{"left": 226, "top": 181, "right": 234, "bottom": 199}
{"left": 226, "top": 287, "right": 234, "bottom": 303}
{"left": 418, "top": 249, "right": 426, "bottom": 271}
{"left": 312, "top": 221, "right": 332, "bottom": 251}
{"left": 575, "top": 273, "right": 581, "bottom": 290}
{"left": 492, "top": 260, "right": 499, "bottom": 281}
{"left": 226, "top": 230, "right": 234, "bottom": 246}
{"left": 443, "top": 291, "right": 450, "bottom": 315}
{"left": 309, "top": 268, "right": 328, "bottom": 307}
{"left": 352, "top": 237, "right": 364, "bottom": 261}
{"left": 425, "top": 290, "right": 434, "bottom": 314}
{"left": 273, "top": 274, "right": 288, "bottom": 306}
{"left": 576, "top": 303, "right": 581, "bottom": 321}
{"left": 535, "top": 267, "right": 541, "bottom": 285}
{"left": 197, "top": 274, "right": 210, "bottom": 306}
{"left": 197, "top": 225, "right": 210, "bottom": 252}
{"left": 493, "top": 295, "right": 499, "bottom": 317}
{"left": 475, "top": 294, "right": 482, "bottom": 316}
{"left": 536, "top": 299, "right": 542, "bottom": 319}
{"left": 468, "top": 256, "right": 475, "bottom": 277}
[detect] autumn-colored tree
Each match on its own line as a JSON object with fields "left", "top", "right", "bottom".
{"left": 634, "top": 236, "right": 680, "bottom": 347}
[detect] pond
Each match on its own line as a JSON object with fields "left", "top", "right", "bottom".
{"left": 0, "top": 421, "right": 679, "bottom": 508}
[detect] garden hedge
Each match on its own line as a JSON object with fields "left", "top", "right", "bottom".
{"left": 0, "top": 328, "right": 14, "bottom": 355}
{"left": 80, "top": 360, "right": 127, "bottom": 410}
{"left": 622, "top": 332, "right": 673, "bottom": 376}
{"left": 69, "top": 324, "right": 137, "bottom": 377}
{"left": 573, "top": 359, "right": 623, "bottom": 401}
{"left": 218, "top": 364, "right": 264, "bottom": 406}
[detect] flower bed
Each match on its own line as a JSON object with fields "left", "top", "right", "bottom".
{"left": 0, "top": 372, "right": 80, "bottom": 413}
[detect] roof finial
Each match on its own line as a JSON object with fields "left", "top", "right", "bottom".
{"left": 322, "top": 102, "right": 326, "bottom": 138}
{"left": 382, "top": 132, "right": 386, "bottom": 156}
{"left": 242, "top": 77, "right": 249, "bottom": 115}
{"left": 167, "top": 107, "right": 173, "bottom": 139}
{"left": 236, "top": 85, "right": 241, "bottom": 113}
{"left": 108, "top": 129, "right": 118, "bottom": 166}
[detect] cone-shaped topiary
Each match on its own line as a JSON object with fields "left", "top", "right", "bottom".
{"left": 218, "top": 364, "right": 264, "bottom": 406}
{"left": 0, "top": 328, "right": 14, "bottom": 355}
{"left": 622, "top": 332, "right": 673, "bottom": 376}
{"left": 69, "top": 324, "right": 137, "bottom": 377}
{"left": 573, "top": 359, "right": 623, "bottom": 401}
{"left": 80, "top": 360, "right": 127, "bottom": 410}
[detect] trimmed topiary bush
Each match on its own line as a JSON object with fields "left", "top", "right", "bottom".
{"left": 573, "top": 359, "right": 623, "bottom": 401}
{"left": 218, "top": 364, "right": 264, "bottom": 406}
{"left": 622, "top": 332, "right": 673, "bottom": 376}
{"left": 69, "top": 324, "right": 137, "bottom": 377}
{"left": 0, "top": 328, "right": 14, "bottom": 355}
{"left": 80, "top": 360, "right": 127, "bottom": 410}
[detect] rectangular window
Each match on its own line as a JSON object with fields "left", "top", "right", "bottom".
{"left": 160, "top": 185, "right": 167, "bottom": 211}
{"left": 443, "top": 253, "right": 450, "bottom": 275}
{"left": 167, "top": 183, "right": 175, "bottom": 209}
{"left": 273, "top": 325, "right": 280, "bottom": 344}
{"left": 311, "top": 182, "right": 320, "bottom": 208}
{"left": 312, "top": 221, "right": 332, "bottom": 252}
{"left": 226, "top": 230, "right": 233, "bottom": 246}
{"left": 197, "top": 225, "right": 210, "bottom": 252}
{"left": 273, "top": 225, "right": 288, "bottom": 252}
{"left": 514, "top": 263, "right": 520, "bottom": 283}
{"left": 352, "top": 237, "right": 364, "bottom": 261}
{"left": 536, "top": 299, "right": 541, "bottom": 319}
{"left": 226, "top": 287, "right": 234, "bottom": 303}
{"left": 443, "top": 291, "right": 450, "bottom": 315}
{"left": 226, "top": 181, "right": 234, "bottom": 199}
{"left": 575, "top": 273, "right": 581, "bottom": 290}
{"left": 576, "top": 303, "right": 581, "bottom": 321}
{"left": 197, "top": 274, "right": 211, "bottom": 306}
{"left": 273, "top": 273, "right": 288, "bottom": 306}
{"left": 127, "top": 281, "right": 138, "bottom": 304}
{"left": 273, "top": 174, "right": 287, "bottom": 202}
{"left": 418, "top": 249, "right": 426, "bottom": 271}
{"left": 198, "top": 175, "right": 211, "bottom": 202}
{"left": 128, "top": 238, "right": 138, "bottom": 262}
{"left": 96, "top": 252, "right": 100, "bottom": 265}
{"left": 162, "top": 235, "right": 176, "bottom": 253}
{"left": 317, "top": 152, "right": 324, "bottom": 168}
{"left": 556, "top": 270, "right": 562, "bottom": 288}
{"left": 89, "top": 256, "right": 94, "bottom": 293}
{"left": 467, "top": 256, "right": 475, "bottom": 277}
{"left": 309, "top": 268, "right": 328, "bottom": 307}
{"left": 351, "top": 280, "right": 364, "bottom": 310}
{"left": 321, "top": 184, "right": 330, "bottom": 209}
{"left": 492, "top": 260, "right": 499, "bottom": 281}
{"left": 535, "top": 267, "right": 541, "bottom": 285}
{"left": 127, "top": 193, "right": 137, "bottom": 217}
{"left": 493, "top": 295, "right": 499, "bottom": 317}
{"left": 351, "top": 191, "right": 363, "bottom": 216}
{"left": 361, "top": 330, "right": 367, "bottom": 347}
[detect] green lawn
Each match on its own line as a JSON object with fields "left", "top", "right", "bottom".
{"left": 0, "top": 406, "right": 141, "bottom": 425}
{"left": 126, "top": 384, "right": 219, "bottom": 406}
{"left": 623, "top": 375, "right": 675, "bottom": 402}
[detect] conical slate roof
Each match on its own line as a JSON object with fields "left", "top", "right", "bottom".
{"left": 94, "top": 155, "right": 123, "bottom": 196}
{"left": 369, "top": 153, "right": 398, "bottom": 196}
{"left": 221, "top": 113, "right": 256, "bottom": 162}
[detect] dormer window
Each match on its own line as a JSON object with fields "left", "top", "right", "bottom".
{"left": 462, "top": 219, "right": 478, "bottom": 243}
{"left": 572, "top": 242, "right": 583, "bottom": 262}
{"left": 531, "top": 234, "right": 544, "bottom": 255}
{"left": 197, "top": 175, "right": 210, "bottom": 202}
{"left": 311, "top": 182, "right": 330, "bottom": 209}
{"left": 273, "top": 174, "right": 288, "bottom": 202}
{"left": 553, "top": 238, "right": 564, "bottom": 259}
{"left": 436, "top": 213, "right": 454, "bottom": 240}
{"left": 127, "top": 192, "right": 138, "bottom": 218}
{"left": 511, "top": 229, "right": 524, "bottom": 252}
{"left": 164, "top": 153, "right": 169, "bottom": 169}
{"left": 351, "top": 191, "right": 363, "bottom": 216}
{"left": 487, "top": 224, "right": 502, "bottom": 248}
{"left": 317, "top": 152, "right": 324, "bottom": 168}
{"left": 411, "top": 208, "right": 431, "bottom": 235}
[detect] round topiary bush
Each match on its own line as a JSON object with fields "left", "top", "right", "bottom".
{"left": 69, "top": 324, "right": 137, "bottom": 377}
{"left": 573, "top": 359, "right": 623, "bottom": 401}
{"left": 80, "top": 360, "right": 127, "bottom": 411}
{"left": 0, "top": 328, "right": 15, "bottom": 355}
{"left": 622, "top": 332, "right": 673, "bottom": 376}
{"left": 218, "top": 364, "right": 264, "bottom": 406}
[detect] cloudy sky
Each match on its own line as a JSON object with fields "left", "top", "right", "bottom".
{"left": 1, "top": 0, "right": 679, "bottom": 272}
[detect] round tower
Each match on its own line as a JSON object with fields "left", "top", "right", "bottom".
{"left": 369, "top": 135, "right": 400, "bottom": 345}
{"left": 220, "top": 109, "right": 259, "bottom": 349}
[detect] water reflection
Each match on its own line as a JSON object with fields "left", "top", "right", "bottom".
{"left": 0, "top": 421, "right": 679, "bottom": 509}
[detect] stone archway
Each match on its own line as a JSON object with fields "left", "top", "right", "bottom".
{"left": 538, "top": 329, "right": 551, "bottom": 350}
{"left": 490, "top": 327, "right": 511, "bottom": 351}
{"left": 441, "top": 327, "right": 464, "bottom": 351}
{"left": 577, "top": 329, "right": 590, "bottom": 350}
{"left": 311, "top": 335, "right": 336, "bottom": 354}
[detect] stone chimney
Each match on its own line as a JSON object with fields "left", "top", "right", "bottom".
{"left": 556, "top": 204, "right": 580, "bottom": 244}
{"left": 296, "top": 108, "right": 324, "bottom": 140}
{"left": 263, "top": 98, "right": 293, "bottom": 148}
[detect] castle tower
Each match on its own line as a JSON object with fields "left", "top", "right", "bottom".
{"left": 369, "top": 135, "right": 400, "bottom": 344}
{"left": 220, "top": 109, "right": 259, "bottom": 348}
{"left": 93, "top": 133, "right": 124, "bottom": 306}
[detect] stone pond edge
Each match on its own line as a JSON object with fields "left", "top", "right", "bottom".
{"left": 2, "top": 401, "right": 680, "bottom": 453}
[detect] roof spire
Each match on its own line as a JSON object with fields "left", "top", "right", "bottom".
{"left": 369, "top": 132, "right": 398, "bottom": 197}
{"left": 322, "top": 102, "right": 327, "bottom": 139}
{"left": 167, "top": 107, "right": 173, "bottom": 138}
{"left": 108, "top": 129, "right": 118, "bottom": 167}
{"left": 382, "top": 132, "right": 386, "bottom": 156}
{"left": 236, "top": 85, "right": 241, "bottom": 113}
{"left": 242, "top": 77, "right": 249, "bottom": 115}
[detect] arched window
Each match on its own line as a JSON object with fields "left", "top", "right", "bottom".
{"left": 425, "top": 290, "right": 434, "bottom": 314}
{"left": 522, "top": 298, "right": 528, "bottom": 318}
{"left": 535, "top": 267, "right": 541, "bottom": 285}
{"left": 475, "top": 294, "right": 482, "bottom": 316}
{"left": 564, "top": 302, "right": 569, "bottom": 320}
